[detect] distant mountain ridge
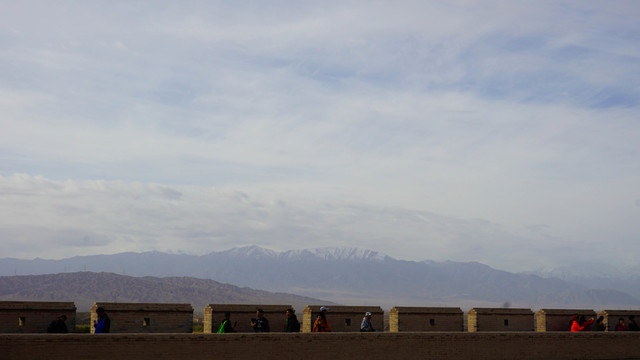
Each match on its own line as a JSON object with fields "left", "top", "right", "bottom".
{"left": 0, "top": 272, "right": 333, "bottom": 312}
{"left": 529, "top": 263, "right": 640, "bottom": 302}
{"left": 2, "top": 246, "right": 639, "bottom": 309}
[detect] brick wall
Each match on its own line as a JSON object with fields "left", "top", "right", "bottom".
{"left": 90, "top": 303, "right": 193, "bottom": 333}
{"left": 598, "top": 309, "right": 640, "bottom": 332}
{"left": 2, "top": 332, "right": 640, "bottom": 360}
{"left": 468, "top": 308, "right": 534, "bottom": 332}
{"left": 302, "top": 305, "right": 384, "bottom": 332}
{"left": 203, "top": 304, "right": 293, "bottom": 333}
{"left": 0, "top": 301, "right": 76, "bottom": 333}
{"left": 536, "top": 309, "right": 597, "bottom": 332}
{"left": 389, "top": 307, "right": 463, "bottom": 332}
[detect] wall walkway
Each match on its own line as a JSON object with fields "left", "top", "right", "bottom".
{"left": 2, "top": 332, "right": 640, "bottom": 360}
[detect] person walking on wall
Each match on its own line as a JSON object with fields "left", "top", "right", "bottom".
{"left": 284, "top": 308, "right": 300, "bottom": 332}
{"left": 94, "top": 307, "right": 111, "bottom": 333}
{"left": 47, "top": 314, "right": 68, "bottom": 333}
{"left": 571, "top": 315, "right": 593, "bottom": 332}
{"left": 251, "top": 309, "right": 270, "bottom": 332}
{"left": 217, "top": 312, "right": 236, "bottom": 333}
{"left": 360, "top": 312, "right": 375, "bottom": 332}
{"left": 312, "top": 306, "right": 331, "bottom": 332}
{"left": 615, "top": 318, "right": 628, "bottom": 331}
{"left": 628, "top": 315, "right": 639, "bottom": 331}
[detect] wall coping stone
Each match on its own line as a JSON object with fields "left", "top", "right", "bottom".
{"left": 91, "top": 302, "right": 193, "bottom": 312}
{"left": 537, "top": 309, "right": 597, "bottom": 316}
{"left": 303, "top": 305, "right": 383, "bottom": 314}
{"left": 204, "top": 304, "right": 293, "bottom": 312}
{"left": 598, "top": 309, "right": 640, "bottom": 316}
{"left": 390, "top": 307, "right": 462, "bottom": 314}
{"left": 0, "top": 301, "right": 76, "bottom": 311}
{"left": 469, "top": 308, "right": 534, "bottom": 315}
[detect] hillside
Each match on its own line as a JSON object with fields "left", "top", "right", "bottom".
{"left": 2, "top": 246, "right": 639, "bottom": 309}
{"left": 0, "top": 272, "right": 334, "bottom": 312}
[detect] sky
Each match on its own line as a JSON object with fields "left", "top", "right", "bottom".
{"left": 1, "top": 1, "right": 639, "bottom": 272}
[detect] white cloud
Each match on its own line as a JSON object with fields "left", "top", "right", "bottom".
{"left": 1, "top": 174, "right": 639, "bottom": 272}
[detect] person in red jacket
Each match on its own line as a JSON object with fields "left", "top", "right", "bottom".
{"left": 615, "top": 318, "right": 628, "bottom": 331}
{"left": 571, "top": 315, "right": 594, "bottom": 332}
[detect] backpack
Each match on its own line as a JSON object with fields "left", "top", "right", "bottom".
{"left": 217, "top": 320, "right": 228, "bottom": 333}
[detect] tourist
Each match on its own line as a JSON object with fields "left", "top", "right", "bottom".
{"left": 312, "top": 306, "right": 331, "bottom": 332}
{"left": 360, "top": 311, "right": 375, "bottom": 332}
{"left": 615, "top": 318, "right": 628, "bottom": 331}
{"left": 251, "top": 309, "right": 270, "bottom": 332}
{"left": 284, "top": 308, "right": 300, "bottom": 332}
{"left": 217, "top": 312, "right": 236, "bottom": 333}
{"left": 628, "top": 315, "right": 639, "bottom": 331}
{"left": 595, "top": 316, "right": 606, "bottom": 331}
{"left": 571, "top": 315, "right": 593, "bottom": 332}
{"left": 94, "top": 307, "right": 111, "bottom": 333}
{"left": 46, "top": 314, "right": 68, "bottom": 333}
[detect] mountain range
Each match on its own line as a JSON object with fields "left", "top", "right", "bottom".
{"left": 2, "top": 246, "right": 639, "bottom": 310}
{"left": 0, "top": 272, "right": 333, "bottom": 312}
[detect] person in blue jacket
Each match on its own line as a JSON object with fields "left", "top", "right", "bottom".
{"left": 94, "top": 307, "right": 111, "bottom": 333}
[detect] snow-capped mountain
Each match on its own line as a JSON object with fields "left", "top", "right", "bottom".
{"left": 2, "top": 245, "right": 639, "bottom": 309}
{"left": 216, "top": 245, "right": 387, "bottom": 262}
{"left": 221, "top": 245, "right": 280, "bottom": 259}
{"left": 280, "top": 247, "right": 387, "bottom": 262}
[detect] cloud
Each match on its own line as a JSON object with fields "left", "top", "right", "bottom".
{"left": 1, "top": 174, "right": 638, "bottom": 272}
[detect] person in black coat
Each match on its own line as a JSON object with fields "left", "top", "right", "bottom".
{"left": 251, "top": 309, "right": 270, "bottom": 332}
{"left": 284, "top": 308, "right": 300, "bottom": 332}
{"left": 47, "top": 315, "right": 68, "bottom": 333}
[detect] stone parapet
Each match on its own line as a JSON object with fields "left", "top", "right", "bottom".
{"left": 389, "top": 307, "right": 463, "bottom": 332}
{"left": 90, "top": 302, "right": 193, "bottom": 334}
{"left": 468, "top": 308, "right": 534, "bottom": 332}
{"left": 0, "top": 301, "right": 76, "bottom": 333}
{"left": 203, "top": 304, "right": 293, "bottom": 333}
{"left": 535, "top": 309, "right": 597, "bottom": 332}
{"left": 302, "top": 305, "right": 384, "bottom": 332}
{"left": 2, "top": 332, "right": 640, "bottom": 360}
{"left": 598, "top": 309, "right": 640, "bottom": 332}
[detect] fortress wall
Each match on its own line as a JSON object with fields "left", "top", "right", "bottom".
{"left": 468, "top": 308, "right": 534, "bottom": 332}
{"left": 203, "top": 304, "right": 293, "bottom": 333}
{"left": 90, "top": 303, "right": 193, "bottom": 334}
{"left": 4, "top": 301, "right": 640, "bottom": 336}
{"left": 0, "top": 301, "right": 76, "bottom": 333}
{"left": 302, "top": 305, "right": 384, "bottom": 332}
{"left": 2, "top": 332, "right": 640, "bottom": 360}
{"left": 389, "top": 307, "right": 463, "bottom": 332}
{"left": 598, "top": 310, "right": 640, "bottom": 332}
{"left": 536, "top": 309, "right": 597, "bottom": 332}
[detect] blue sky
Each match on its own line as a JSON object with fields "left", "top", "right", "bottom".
{"left": 1, "top": 1, "right": 639, "bottom": 272}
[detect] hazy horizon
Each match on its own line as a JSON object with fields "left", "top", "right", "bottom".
{"left": 3, "top": 244, "right": 639, "bottom": 278}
